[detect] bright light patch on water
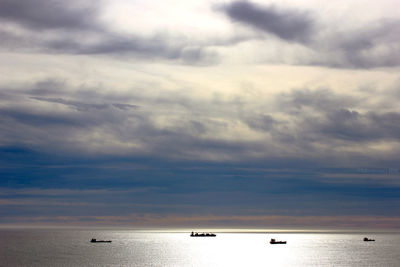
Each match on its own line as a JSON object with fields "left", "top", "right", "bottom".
{"left": 0, "top": 229, "right": 399, "bottom": 266}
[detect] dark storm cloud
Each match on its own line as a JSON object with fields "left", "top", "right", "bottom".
{"left": 219, "top": 1, "right": 314, "bottom": 43}
{"left": 0, "top": 0, "right": 99, "bottom": 31}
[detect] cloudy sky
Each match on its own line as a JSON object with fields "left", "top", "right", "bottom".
{"left": 1, "top": 0, "right": 400, "bottom": 229}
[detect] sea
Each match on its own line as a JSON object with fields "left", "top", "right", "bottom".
{"left": 0, "top": 228, "right": 399, "bottom": 267}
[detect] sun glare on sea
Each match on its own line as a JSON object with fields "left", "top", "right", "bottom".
{"left": 161, "top": 232, "right": 297, "bottom": 266}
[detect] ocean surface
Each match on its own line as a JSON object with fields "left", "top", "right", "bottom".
{"left": 0, "top": 228, "right": 399, "bottom": 267}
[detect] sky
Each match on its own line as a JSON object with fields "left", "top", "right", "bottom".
{"left": 1, "top": 0, "right": 400, "bottom": 229}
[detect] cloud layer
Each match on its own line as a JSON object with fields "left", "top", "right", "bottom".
{"left": 220, "top": 1, "right": 314, "bottom": 43}
{"left": 218, "top": 1, "right": 400, "bottom": 68}
{"left": 0, "top": 0, "right": 219, "bottom": 64}
{"left": 2, "top": 79, "right": 399, "bottom": 164}
{"left": 1, "top": 77, "right": 400, "bottom": 227}
{"left": 1, "top": 0, "right": 400, "bottom": 228}
{"left": 0, "top": 0, "right": 99, "bottom": 30}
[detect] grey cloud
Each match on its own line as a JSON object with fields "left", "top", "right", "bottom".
{"left": 219, "top": 1, "right": 314, "bottom": 43}
{"left": 31, "top": 97, "right": 108, "bottom": 111}
{"left": 308, "top": 109, "right": 400, "bottom": 142}
{"left": 0, "top": 0, "right": 218, "bottom": 65}
{"left": 304, "top": 19, "right": 400, "bottom": 69}
{"left": 27, "top": 82, "right": 138, "bottom": 112}
{"left": 0, "top": 80, "right": 146, "bottom": 156}
{"left": 1, "top": 103, "right": 124, "bottom": 135}
{"left": 0, "top": 79, "right": 273, "bottom": 162}
{"left": 369, "top": 112, "right": 400, "bottom": 137}
{"left": 217, "top": 2, "right": 400, "bottom": 68}
{"left": 2, "top": 79, "right": 400, "bottom": 167}
{"left": 179, "top": 47, "right": 220, "bottom": 65}
{"left": 278, "top": 88, "right": 400, "bottom": 142}
{"left": 335, "top": 20, "right": 400, "bottom": 68}
{"left": 0, "top": 28, "right": 219, "bottom": 65}
{"left": 310, "top": 109, "right": 374, "bottom": 141}
{"left": 0, "top": 0, "right": 99, "bottom": 31}
{"left": 112, "top": 103, "right": 139, "bottom": 111}
{"left": 0, "top": 108, "right": 87, "bottom": 128}
{"left": 46, "top": 34, "right": 176, "bottom": 56}
{"left": 0, "top": 28, "right": 33, "bottom": 49}
{"left": 30, "top": 79, "right": 68, "bottom": 96}
{"left": 242, "top": 114, "right": 277, "bottom": 132}
{"left": 279, "top": 88, "right": 358, "bottom": 112}
{"left": 44, "top": 34, "right": 220, "bottom": 65}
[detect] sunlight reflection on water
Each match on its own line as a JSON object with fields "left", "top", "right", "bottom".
{"left": 0, "top": 229, "right": 400, "bottom": 266}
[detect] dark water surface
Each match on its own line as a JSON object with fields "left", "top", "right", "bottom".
{"left": 0, "top": 229, "right": 399, "bottom": 266}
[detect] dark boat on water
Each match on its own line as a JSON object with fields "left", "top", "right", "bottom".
{"left": 363, "top": 237, "right": 375, "bottom": 242}
{"left": 270, "top": 238, "right": 286, "bottom": 244}
{"left": 190, "top": 231, "right": 216, "bottom": 237}
{"left": 91, "top": 238, "right": 112, "bottom": 243}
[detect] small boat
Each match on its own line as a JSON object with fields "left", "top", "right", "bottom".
{"left": 90, "top": 238, "right": 112, "bottom": 243}
{"left": 190, "top": 231, "right": 216, "bottom": 237}
{"left": 270, "top": 238, "right": 286, "bottom": 244}
{"left": 363, "top": 237, "right": 375, "bottom": 242}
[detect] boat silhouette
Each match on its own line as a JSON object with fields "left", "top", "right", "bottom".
{"left": 190, "top": 231, "right": 216, "bottom": 237}
{"left": 90, "top": 238, "right": 112, "bottom": 243}
{"left": 363, "top": 237, "right": 375, "bottom": 242}
{"left": 270, "top": 238, "right": 286, "bottom": 244}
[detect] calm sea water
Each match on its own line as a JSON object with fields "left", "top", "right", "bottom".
{"left": 0, "top": 229, "right": 399, "bottom": 267}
